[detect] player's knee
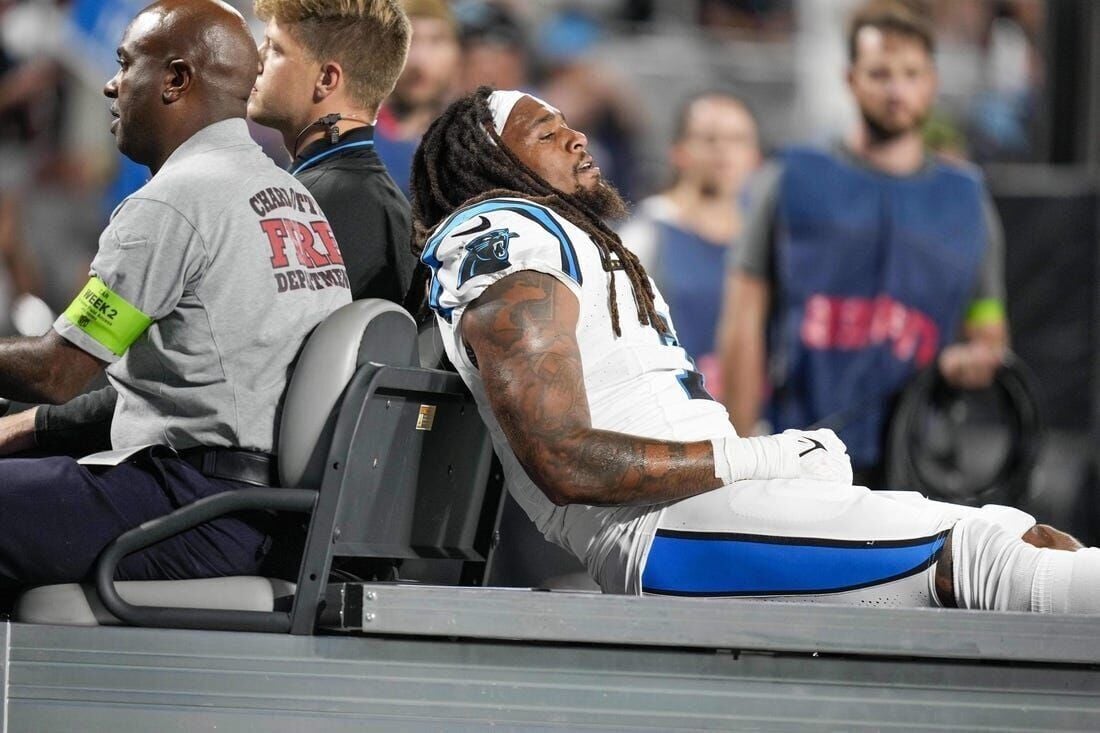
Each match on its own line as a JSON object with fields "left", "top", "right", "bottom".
{"left": 1021, "top": 523, "right": 1085, "bottom": 551}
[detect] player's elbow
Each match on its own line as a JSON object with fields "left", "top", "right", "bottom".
{"left": 516, "top": 434, "right": 597, "bottom": 506}
{"left": 540, "top": 465, "right": 622, "bottom": 507}
{"left": 540, "top": 481, "right": 596, "bottom": 507}
{"left": 525, "top": 458, "right": 584, "bottom": 507}
{"left": 542, "top": 479, "right": 623, "bottom": 507}
{"left": 542, "top": 486, "right": 574, "bottom": 507}
{"left": 541, "top": 475, "right": 594, "bottom": 506}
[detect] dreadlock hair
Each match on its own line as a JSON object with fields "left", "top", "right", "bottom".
{"left": 406, "top": 86, "right": 664, "bottom": 337}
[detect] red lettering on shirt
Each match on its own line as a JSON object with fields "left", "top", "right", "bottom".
{"left": 260, "top": 217, "right": 336, "bottom": 270}
{"left": 260, "top": 219, "right": 291, "bottom": 268}
{"left": 310, "top": 220, "right": 344, "bottom": 266}
{"left": 287, "top": 220, "right": 330, "bottom": 269}
{"left": 800, "top": 294, "right": 940, "bottom": 367}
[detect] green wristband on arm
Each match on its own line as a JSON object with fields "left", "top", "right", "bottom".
{"left": 965, "top": 298, "right": 1006, "bottom": 327}
{"left": 62, "top": 277, "right": 153, "bottom": 356}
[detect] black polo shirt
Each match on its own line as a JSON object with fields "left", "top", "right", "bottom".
{"left": 291, "top": 125, "right": 414, "bottom": 301}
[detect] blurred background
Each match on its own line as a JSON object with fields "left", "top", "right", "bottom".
{"left": 2, "top": 0, "right": 1099, "bottom": 545}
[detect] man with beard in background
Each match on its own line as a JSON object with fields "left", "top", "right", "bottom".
{"left": 720, "top": 0, "right": 1008, "bottom": 487}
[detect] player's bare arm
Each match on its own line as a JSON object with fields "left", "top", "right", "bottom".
{"left": 462, "top": 270, "right": 722, "bottom": 507}
{"left": 0, "top": 331, "right": 104, "bottom": 404}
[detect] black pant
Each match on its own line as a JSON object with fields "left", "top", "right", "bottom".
{"left": 0, "top": 449, "right": 272, "bottom": 591}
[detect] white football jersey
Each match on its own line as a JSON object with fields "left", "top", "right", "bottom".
{"left": 423, "top": 197, "right": 734, "bottom": 591}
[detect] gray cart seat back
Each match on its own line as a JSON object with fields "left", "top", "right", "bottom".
{"left": 287, "top": 356, "right": 503, "bottom": 610}
{"left": 322, "top": 364, "right": 496, "bottom": 561}
{"left": 279, "top": 299, "right": 418, "bottom": 488}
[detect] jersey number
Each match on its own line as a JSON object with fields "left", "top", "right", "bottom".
{"left": 660, "top": 327, "right": 714, "bottom": 402}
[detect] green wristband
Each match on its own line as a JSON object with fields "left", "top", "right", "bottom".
{"left": 62, "top": 277, "right": 152, "bottom": 356}
{"left": 965, "top": 298, "right": 1006, "bottom": 327}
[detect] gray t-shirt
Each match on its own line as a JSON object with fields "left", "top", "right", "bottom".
{"left": 734, "top": 147, "right": 1006, "bottom": 306}
{"left": 54, "top": 119, "right": 351, "bottom": 452}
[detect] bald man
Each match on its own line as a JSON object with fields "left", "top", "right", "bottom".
{"left": 0, "top": 0, "right": 350, "bottom": 597}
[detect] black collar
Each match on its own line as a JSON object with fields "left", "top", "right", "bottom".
{"left": 292, "top": 124, "right": 375, "bottom": 170}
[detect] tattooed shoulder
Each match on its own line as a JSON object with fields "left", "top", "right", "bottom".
{"left": 463, "top": 271, "right": 577, "bottom": 359}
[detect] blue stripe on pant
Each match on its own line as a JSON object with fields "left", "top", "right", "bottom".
{"left": 0, "top": 449, "right": 275, "bottom": 592}
{"left": 641, "top": 529, "right": 948, "bottom": 597}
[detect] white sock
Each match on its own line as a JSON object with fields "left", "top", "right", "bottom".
{"left": 1038, "top": 547, "right": 1100, "bottom": 614}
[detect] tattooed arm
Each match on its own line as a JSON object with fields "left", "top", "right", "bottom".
{"left": 461, "top": 270, "right": 723, "bottom": 507}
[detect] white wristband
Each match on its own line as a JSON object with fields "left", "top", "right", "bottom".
{"left": 710, "top": 434, "right": 794, "bottom": 486}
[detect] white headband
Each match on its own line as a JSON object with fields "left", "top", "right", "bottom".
{"left": 486, "top": 90, "right": 558, "bottom": 138}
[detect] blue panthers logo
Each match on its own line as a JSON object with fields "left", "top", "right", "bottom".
{"left": 458, "top": 228, "right": 518, "bottom": 286}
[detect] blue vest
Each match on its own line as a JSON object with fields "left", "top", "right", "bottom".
{"left": 769, "top": 146, "right": 987, "bottom": 469}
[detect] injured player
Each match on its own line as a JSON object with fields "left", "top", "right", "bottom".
{"left": 409, "top": 86, "right": 1100, "bottom": 613}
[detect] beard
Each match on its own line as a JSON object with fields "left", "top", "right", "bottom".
{"left": 861, "top": 106, "right": 927, "bottom": 143}
{"left": 699, "top": 179, "right": 722, "bottom": 199}
{"left": 391, "top": 71, "right": 450, "bottom": 117}
{"left": 570, "top": 178, "right": 630, "bottom": 222}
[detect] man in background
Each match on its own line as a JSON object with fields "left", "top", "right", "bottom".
{"left": 720, "top": 0, "right": 1007, "bottom": 486}
{"left": 456, "top": 1, "right": 529, "bottom": 94}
